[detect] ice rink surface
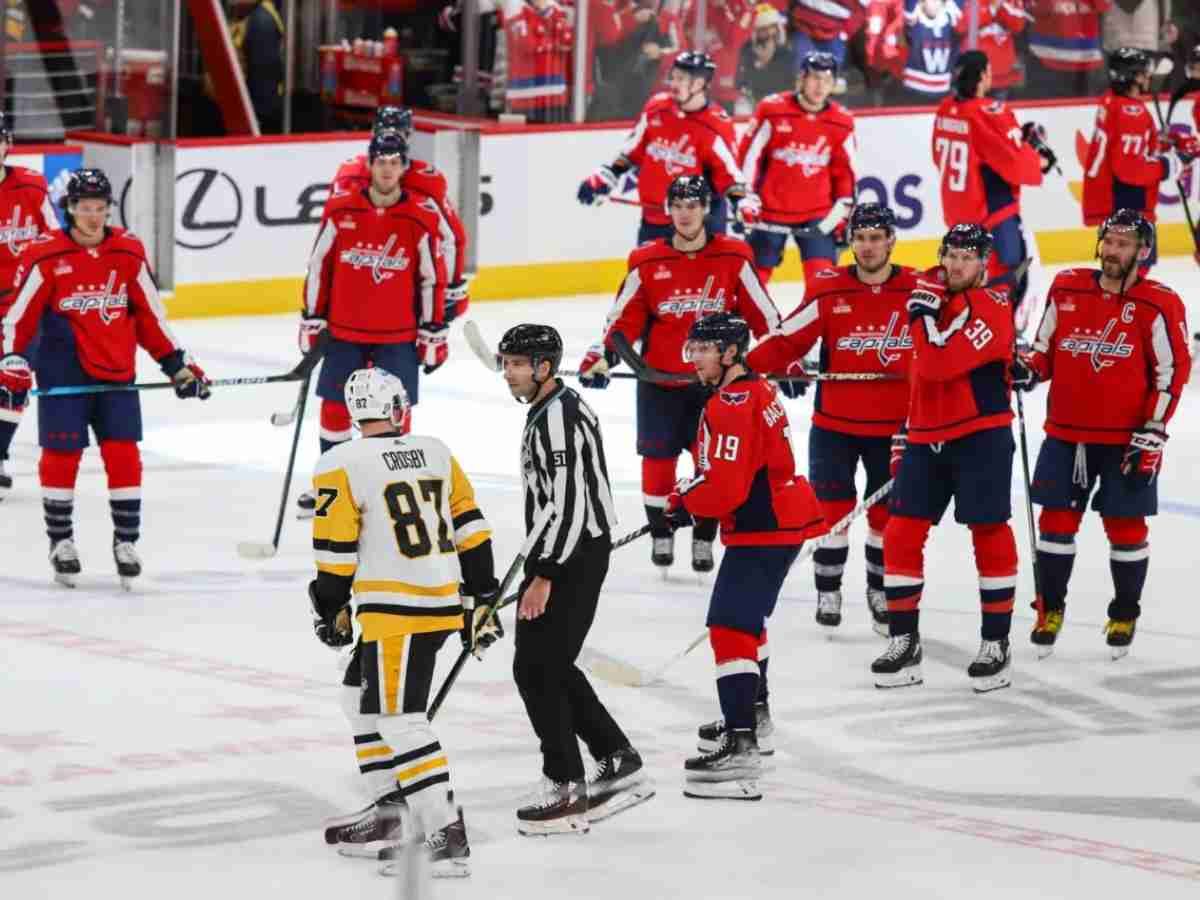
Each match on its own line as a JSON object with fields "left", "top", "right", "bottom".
{"left": 2, "top": 259, "right": 1200, "bottom": 898}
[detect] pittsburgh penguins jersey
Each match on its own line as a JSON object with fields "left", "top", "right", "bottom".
{"left": 312, "top": 432, "right": 493, "bottom": 641}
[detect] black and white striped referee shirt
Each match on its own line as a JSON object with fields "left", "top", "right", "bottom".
{"left": 521, "top": 380, "right": 618, "bottom": 578}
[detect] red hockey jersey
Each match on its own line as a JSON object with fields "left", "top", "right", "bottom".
{"left": 932, "top": 96, "right": 1042, "bottom": 228}
{"left": 602, "top": 234, "right": 781, "bottom": 377}
{"left": 1081, "top": 91, "right": 1165, "bottom": 226}
{"left": 683, "top": 374, "right": 827, "bottom": 546}
{"left": 0, "top": 165, "right": 58, "bottom": 310}
{"left": 738, "top": 93, "right": 857, "bottom": 225}
{"left": 1027, "top": 268, "right": 1190, "bottom": 445}
{"left": 746, "top": 264, "right": 918, "bottom": 437}
{"left": 1, "top": 228, "right": 181, "bottom": 383}
{"left": 968, "top": 1, "right": 1027, "bottom": 90}
{"left": 681, "top": 0, "right": 754, "bottom": 106}
{"left": 1026, "top": 0, "right": 1110, "bottom": 72}
{"left": 905, "top": 271, "right": 1015, "bottom": 444}
{"left": 505, "top": 1, "right": 573, "bottom": 115}
{"left": 617, "top": 93, "right": 743, "bottom": 226}
{"left": 791, "top": 0, "right": 865, "bottom": 41}
{"left": 332, "top": 154, "right": 468, "bottom": 284}
{"left": 303, "top": 190, "right": 446, "bottom": 344}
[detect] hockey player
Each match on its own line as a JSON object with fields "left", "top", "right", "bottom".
{"left": 666, "top": 313, "right": 825, "bottom": 800}
{"left": 0, "top": 111, "right": 60, "bottom": 499}
{"left": 932, "top": 50, "right": 1046, "bottom": 312}
{"left": 738, "top": 50, "right": 857, "bottom": 286}
{"left": 1013, "top": 209, "right": 1191, "bottom": 659}
{"left": 875, "top": 224, "right": 1018, "bottom": 692}
{"left": 310, "top": 367, "right": 495, "bottom": 875}
{"left": 0, "top": 169, "right": 210, "bottom": 587}
{"left": 576, "top": 51, "right": 754, "bottom": 245}
{"left": 1082, "top": 47, "right": 1200, "bottom": 273}
{"left": 577, "top": 174, "right": 782, "bottom": 574}
{"left": 331, "top": 106, "right": 470, "bottom": 323}
{"left": 297, "top": 129, "right": 447, "bottom": 516}
{"left": 499, "top": 324, "right": 651, "bottom": 835}
{"left": 746, "top": 203, "right": 918, "bottom": 635}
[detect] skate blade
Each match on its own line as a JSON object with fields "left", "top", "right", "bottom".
{"left": 683, "top": 779, "right": 761, "bottom": 801}
{"left": 815, "top": 614, "right": 842, "bottom": 628}
{"left": 871, "top": 621, "right": 889, "bottom": 638}
{"left": 1035, "top": 644, "right": 1055, "bottom": 660}
{"left": 337, "top": 841, "right": 402, "bottom": 860}
{"left": 516, "top": 815, "right": 589, "bottom": 836}
{"left": 697, "top": 737, "right": 775, "bottom": 756}
{"left": 585, "top": 783, "right": 656, "bottom": 823}
{"left": 53, "top": 572, "right": 78, "bottom": 589}
{"left": 1110, "top": 646, "right": 1131, "bottom": 660}
{"left": 873, "top": 666, "right": 923, "bottom": 689}
{"left": 379, "top": 858, "right": 470, "bottom": 879}
{"left": 119, "top": 576, "right": 136, "bottom": 592}
{"left": 682, "top": 766, "right": 762, "bottom": 783}
{"left": 971, "top": 672, "right": 1012, "bottom": 693}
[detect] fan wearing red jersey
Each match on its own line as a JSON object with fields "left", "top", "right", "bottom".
{"left": 666, "top": 313, "right": 825, "bottom": 801}
{"left": 0, "top": 169, "right": 210, "bottom": 589}
{"left": 0, "top": 112, "right": 60, "bottom": 499}
{"left": 576, "top": 51, "right": 753, "bottom": 246}
{"left": 1082, "top": 48, "right": 1196, "bottom": 273}
{"left": 747, "top": 203, "right": 917, "bottom": 636}
{"left": 330, "top": 107, "right": 470, "bottom": 321}
{"left": 1013, "top": 210, "right": 1191, "bottom": 660}
{"left": 876, "top": 224, "right": 1018, "bottom": 693}
{"left": 739, "top": 51, "right": 856, "bottom": 286}
{"left": 297, "top": 130, "right": 447, "bottom": 517}
{"left": 576, "top": 175, "right": 781, "bottom": 575}
{"left": 932, "top": 51, "right": 1046, "bottom": 320}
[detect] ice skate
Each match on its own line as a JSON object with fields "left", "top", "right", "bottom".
{"left": 691, "top": 537, "right": 714, "bottom": 574}
{"left": 516, "top": 778, "right": 589, "bottom": 835}
{"left": 697, "top": 701, "right": 774, "bottom": 756}
{"left": 816, "top": 590, "right": 843, "bottom": 628}
{"left": 867, "top": 588, "right": 889, "bottom": 637}
{"left": 0, "top": 459, "right": 11, "bottom": 500}
{"left": 871, "top": 633, "right": 923, "bottom": 688}
{"left": 379, "top": 805, "right": 470, "bottom": 878}
{"left": 332, "top": 796, "right": 406, "bottom": 856}
{"left": 651, "top": 534, "right": 674, "bottom": 577}
{"left": 296, "top": 489, "right": 316, "bottom": 520}
{"left": 1031, "top": 605, "right": 1064, "bottom": 659}
{"left": 1105, "top": 618, "right": 1136, "bottom": 660}
{"left": 49, "top": 538, "right": 81, "bottom": 588}
{"left": 113, "top": 541, "right": 141, "bottom": 591}
{"left": 683, "top": 730, "right": 762, "bottom": 800}
{"left": 967, "top": 638, "right": 1012, "bottom": 693}
{"left": 586, "top": 747, "right": 655, "bottom": 823}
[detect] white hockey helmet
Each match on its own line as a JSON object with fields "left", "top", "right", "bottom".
{"left": 344, "top": 367, "right": 411, "bottom": 433}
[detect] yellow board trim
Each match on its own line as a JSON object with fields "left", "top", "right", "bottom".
{"left": 353, "top": 580, "right": 460, "bottom": 597}
{"left": 166, "top": 226, "right": 1196, "bottom": 317}
{"left": 395, "top": 755, "right": 448, "bottom": 784}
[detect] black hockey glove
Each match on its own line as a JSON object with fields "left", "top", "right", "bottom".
{"left": 777, "top": 359, "right": 809, "bottom": 399}
{"left": 309, "top": 581, "right": 352, "bottom": 648}
{"left": 462, "top": 585, "right": 504, "bottom": 658}
{"left": 905, "top": 289, "right": 942, "bottom": 324}
{"left": 664, "top": 485, "right": 695, "bottom": 531}
{"left": 1009, "top": 355, "right": 1041, "bottom": 392}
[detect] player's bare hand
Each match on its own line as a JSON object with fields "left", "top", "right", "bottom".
{"left": 518, "top": 576, "right": 552, "bottom": 620}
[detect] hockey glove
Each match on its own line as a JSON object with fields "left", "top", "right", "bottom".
{"left": 418, "top": 322, "right": 450, "bottom": 374}
{"left": 462, "top": 586, "right": 504, "bottom": 658}
{"left": 1121, "top": 426, "right": 1166, "bottom": 489}
{"left": 664, "top": 483, "right": 695, "bottom": 531}
{"left": 777, "top": 358, "right": 809, "bottom": 399}
{"left": 1009, "top": 354, "right": 1041, "bottom": 392}
{"left": 0, "top": 354, "right": 33, "bottom": 408}
{"left": 817, "top": 196, "right": 853, "bottom": 235}
{"left": 578, "top": 343, "right": 618, "bottom": 389}
{"left": 160, "top": 350, "right": 212, "bottom": 400}
{"left": 1170, "top": 127, "right": 1200, "bottom": 165}
{"left": 299, "top": 316, "right": 328, "bottom": 355}
{"left": 309, "top": 582, "right": 353, "bottom": 649}
{"left": 736, "top": 191, "right": 762, "bottom": 228}
{"left": 905, "top": 289, "right": 942, "bottom": 324}
{"left": 444, "top": 280, "right": 470, "bottom": 322}
{"left": 577, "top": 165, "right": 618, "bottom": 206}
{"left": 889, "top": 430, "right": 907, "bottom": 479}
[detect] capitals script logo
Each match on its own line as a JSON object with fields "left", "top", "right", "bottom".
{"left": 0, "top": 209, "right": 41, "bottom": 256}
{"left": 340, "top": 234, "right": 410, "bottom": 284}
{"left": 834, "top": 311, "right": 912, "bottom": 366}
{"left": 58, "top": 271, "right": 129, "bottom": 324}
{"left": 657, "top": 276, "right": 727, "bottom": 318}
{"left": 771, "top": 136, "right": 831, "bottom": 177}
{"left": 646, "top": 136, "right": 698, "bottom": 177}
{"left": 1058, "top": 318, "right": 1134, "bottom": 373}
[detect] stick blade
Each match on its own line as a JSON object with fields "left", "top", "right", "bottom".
{"left": 236, "top": 541, "right": 278, "bottom": 559}
{"left": 579, "top": 647, "right": 657, "bottom": 687}
{"left": 462, "top": 320, "right": 500, "bottom": 372}
{"left": 270, "top": 411, "right": 296, "bottom": 426}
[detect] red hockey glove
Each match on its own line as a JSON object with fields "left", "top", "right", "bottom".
{"left": 418, "top": 322, "right": 449, "bottom": 374}
{"left": 664, "top": 485, "right": 694, "bottom": 531}
{"left": 577, "top": 166, "right": 618, "bottom": 206}
{"left": 889, "top": 431, "right": 907, "bottom": 479}
{"left": 1121, "top": 426, "right": 1166, "bottom": 489}
{"left": 298, "top": 317, "right": 327, "bottom": 355}
{"left": 736, "top": 191, "right": 762, "bottom": 228}
{"left": 445, "top": 280, "right": 470, "bottom": 322}
{"left": 1170, "top": 129, "right": 1200, "bottom": 164}
{"left": 578, "top": 343, "right": 618, "bottom": 389}
{"left": 0, "top": 353, "right": 33, "bottom": 406}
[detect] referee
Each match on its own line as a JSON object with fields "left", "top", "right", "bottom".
{"left": 498, "top": 323, "right": 651, "bottom": 836}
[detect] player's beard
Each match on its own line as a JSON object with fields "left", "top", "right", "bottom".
{"left": 1100, "top": 254, "right": 1131, "bottom": 281}
{"left": 855, "top": 252, "right": 889, "bottom": 275}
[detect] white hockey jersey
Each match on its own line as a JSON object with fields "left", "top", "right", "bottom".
{"left": 312, "top": 432, "right": 492, "bottom": 640}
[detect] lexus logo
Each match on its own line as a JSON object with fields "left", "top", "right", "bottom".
{"left": 176, "top": 168, "right": 243, "bottom": 250}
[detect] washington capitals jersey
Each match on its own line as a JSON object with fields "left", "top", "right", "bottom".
{"left": 902, "top": 0, "right": 961, "bottom": 95}
{"left": 1081, "top": 91, "right": 1165, "bottom": 226}
{"left": 1026, "top": 0, "right": 1109, "bottom": 72}
{"left": 303, "top": 189, "right": 446, "bottom": 343}
{"left": 602, "top": 234, "right": 781, "bottom": 378}
{"left": 746, "top": 265, "right": 918, "bottom": 437}
{"left": 312, "top": 432, "right": 493, "bottom": 641}
{"left": 0, "top": 165, "right": 58, "bottom": 309}
{"left": 738, "top": 94, "right": 856, "bottom": 225}
{"left": 617, "top": 93, "right": 743, "bottom": 226}
{"left": 1, "top": 227, "right": 181, "bottom": 383}
{"left": 1028, "top": 268, "right": 1190, "bottom": 445}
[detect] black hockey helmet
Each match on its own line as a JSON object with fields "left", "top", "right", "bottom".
{"left": 687, "top": 312, "right": 751, "bottom": 362}
{"left": 952, "top": 49, "right": 990, "bottom": 100}
{"left": 498, "top": 323, "right": 564, "bottom": 377}
{"left": 671, "top": 50, "right": 717, "bottom": 82}
{"left": 799, "top": 50, "right": 838, "bottom": 76}
{"left": 0, "top": 112, "right": 11, "bottom": 142}
{"left": 1108, "top": 47, "right": 1152, "bottom": 92}
{"left": 940, "top": 223, "right": 993, "bottom": 260}
{"left": 63, "top": 168, "right": 113, "bottom": 207}
{"left": 373, "top": 105, "right": 413, "bottom": 136}
{"left": 666, "top": 174, "right": 712, "bottom": 213}
{"left": 368, "top": 128, "right": 410, "bottom": 164}
{"left": 1098, "top": 208, "right": 1154, "bottom": 248}
{"left": 847, "top": 202, "right": 897, "bottom": 238}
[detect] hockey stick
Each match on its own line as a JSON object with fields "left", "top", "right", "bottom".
{"left": 1148, "top": 72, "right": 1200, "bottom": 255}
{"left": 270, "top": 380, "right": 306, "bottom": 427}
{"left": 236, "top": 370, "right": 314, "bottom": 559}
{"left": 607, "top": 195, "right": 824, "bottom": 237}
{"left": 580, "top": 477, "right": 895, "bottom": 688}
{"left": 1013, "top": 387, "right": 1048, "bottom": 654}
{"left": 427, "top": 504, "right": 555, "bottom": 722}
{"left": 1166, "top": 77, "right": 1200, "bottom": 127}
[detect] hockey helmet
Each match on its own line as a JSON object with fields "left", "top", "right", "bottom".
{"left": 1108, "top": 47, "right": 1153, "bottom": 92}
{"left": 374, "top": 105, "right": 413, "bottom": 137}
{"left": 344, "top": 367, "right": 411, "bottom": 432}
{"left": 952, "top": 50, "right": 990, "bottom": 100}
{"left": 799, "top": 50, "right": 838, "bottom": 76}
{"left": 368, "top": 128, "right": 410, "bottom": 164}
{"left": 847, "top": 202, "right": 898, "bottom": 238}
{"left": 1098, "top": 208, "right": 1154, "bottom": 253}
{"left": 63, "top": 168, "right": 113, "bottom": 207}
{"left": 940, "top": 223, "right": 993, "bottom": 261}
{"left": 665, "top": 174, "right": 712, "bottom": 214}
{"left": 671, "top": 51, "right": 717, "bottom": 82}
{"left": 498, "top": 323, "right": 564, "bottom": 377}
{"left": 687, "top": 312, "right": 751, "bottom": 362}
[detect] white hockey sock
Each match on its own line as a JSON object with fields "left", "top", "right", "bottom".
{"left": 376, "top": 712, "right": 456, "bottom": 835}
{"left": 339, "top": 685, "right": 398, "bottom": 800}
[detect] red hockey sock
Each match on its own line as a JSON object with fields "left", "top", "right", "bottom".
{"left": 970, "top": 522, "right": 1018, "bottom": 639}
{"left": 99, "top": 440, "right": 142, "bottom": 492}
{"left": 883, "top": 515, "right": 932, "bottom": 632}
{"left": 320, "top": 400, "right": 353, "bottom": 451}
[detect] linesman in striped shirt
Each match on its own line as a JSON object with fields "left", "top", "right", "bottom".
{"left": 499, "top": 324, "right": 653, "bottom": 836}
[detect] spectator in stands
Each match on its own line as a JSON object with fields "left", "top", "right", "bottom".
{"left": 1024, "top": 0, "right": 1110, "bottom": 99}
{"left": 894, "top": 0, "right": 961, "bottom": 103}
{"left": 1162, "top": 9, "right": 1200, "bottom": 75}
{"left": 735, "top": 3, "right": 794, "bottom": 112}
{"left": 861, "top": 0, "right": 905, "bottom": 102}
{"left": 686, "top": 0, "right": 756, "bottom": 111}
{"left": 504, "top": 0, "right": 574, "bottom": 122}
{"left": 790, "top": 0, "right": 865, "bottom": 93}
{"left": 239, "top": 0, "right": 286, "bottom": 133}
{"left": 1102, "top": 1, "right": 1160, "bottom": 56}
{"left": 958, "top": 0, "right": 1028, "bottom": 99}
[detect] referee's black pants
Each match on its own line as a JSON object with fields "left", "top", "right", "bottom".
{"left": 513, "top": 534, "right": 630, "bottom": 783}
